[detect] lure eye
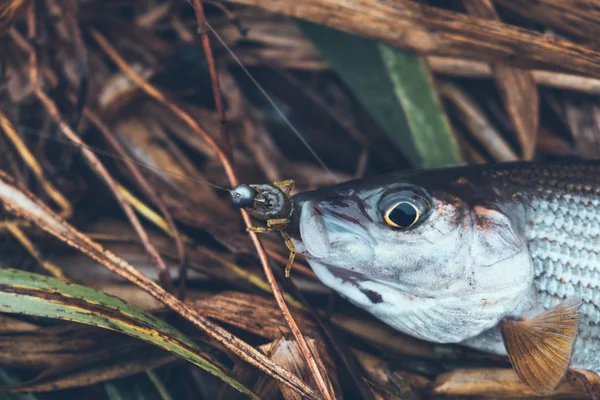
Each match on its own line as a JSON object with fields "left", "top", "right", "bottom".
{"left": 384, "top": 201, "right": 420, "bottom": 229}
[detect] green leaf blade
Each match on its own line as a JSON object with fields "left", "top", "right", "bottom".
{"left": 378, "top": 44, "right": 462, "bottom": 168}
{"left": 0, "top": 268, "right": 258, "bottom": 399}
{"left": 298, "top": 21, "right": 463, "bottom": 168}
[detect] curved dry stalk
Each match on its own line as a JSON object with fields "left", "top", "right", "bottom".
{"left": 90, "top": 28, "right": 335, "bottom": 400}
{"left": 0, "top": 0, "right": 31, "bottom": 37}
{"left": 89, "top": 29, "right": 236, "bottom": 185}
{"left": 0, "top": 170, "right": 321, "bottom": 400}
{"left": 192, "top": 0, "right": 232, "bottom": 159}
{"left": 9, "top": 28, "right": 175, "bottom": 292}
{"left": 3, "top": 222, "right": 67, "bottom": 280}
{"left": 190, "top": 0, "right": 230, "bottom": 301}
{"left": 0, "top": 111, "right": 72, "bottom": 218}
{"left": 438, "top": 81, "right": 519, "bottom": 162}
{"left": 79, "top": 105, "right": 187, "bottom": 296}
{"left": 62, "top": 0, "right": 88, "bottom": 130}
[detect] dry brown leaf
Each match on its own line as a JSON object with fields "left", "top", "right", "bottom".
{"left": 193, "top": 292, "right": 343, "bottom": 399}
{"left": 262, "top": 337, "right": 339, "bottom": 400}
{"left": 352, "top": 349, "right": 427, "bottom": 400}
{"left": 0, "top": 324, "right": 145, "bottom": 369}
{"left": 1, "top": 339, "right": 175, "bottom": 392}
{"left": 431, "top": 368, "right": 600, "bottom": 399}
{"left": 536, "top": 127, "right": 577, "bottom": 157}
{"left": 190, "top": 291, "right": 316, "bottom": 339}
{"left": 219, "top": 357, "right": 281, "bottom": 400}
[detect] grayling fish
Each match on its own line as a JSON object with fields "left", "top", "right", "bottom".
{"left": 281, "top": 160, "right": 600, "bottom": 394}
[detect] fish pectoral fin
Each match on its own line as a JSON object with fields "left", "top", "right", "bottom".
{"left": 500, "top": 297, "right": 582, "bottom": 395}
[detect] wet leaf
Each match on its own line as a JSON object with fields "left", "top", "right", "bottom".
{"left": 0, "top": 268, "right": 258, "bottom": 399}
{"left": 298, "top": 21, "right": 462, "bottom": 168}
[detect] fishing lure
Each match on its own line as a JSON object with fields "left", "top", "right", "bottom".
{"left": 234, "top": 160, "right": 600, "bottom": 396}
{"left": 231, "top": 180, "right": 297, "bottom": 277}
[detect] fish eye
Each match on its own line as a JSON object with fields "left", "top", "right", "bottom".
{"left": 384, "top": 201, "right": 420, "bottom": 229}
{"left": 378, "top": 187, "right": 432, "bottom": 230}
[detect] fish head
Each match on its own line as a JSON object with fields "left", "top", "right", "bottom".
{"left": 291, "top": 170, "right": 534, "bottom": 343}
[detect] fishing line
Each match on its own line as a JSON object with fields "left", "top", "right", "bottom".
{"left": 4, "top": 7, "right": 341, "bottom": 195}
{"left": 194, "top": 11, "right": 339, "bottom": 184}
{"left": 3, "top": 123, "right": 232, "bottom": 193}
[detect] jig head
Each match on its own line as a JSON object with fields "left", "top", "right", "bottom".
{"left": 231, "top": 180, "right": 297, "bottom": 277}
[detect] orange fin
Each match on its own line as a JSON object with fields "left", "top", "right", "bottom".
{"left": 500, "top": 297, "right": 582, "bottom": 395}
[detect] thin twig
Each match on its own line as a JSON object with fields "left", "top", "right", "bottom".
{"left": 90, "top": 27, "right": 334, "bottom": 400}
{"left": 62, "top": 0, "right": 88, "bottom": 130}
{"left": 10, "top": 27, "right": 175, "bottom": 293}
{"left": 188, "top": 0, "right": 232, "bottom": 299}
{"left": 4, "top": 221, "right": 67, "bottom": 280}
{"left": 0, "top": 110, "right": 72, "bottom": 218}
{"left": 78, "top": 103, "right": 188, "bottom": 298}
{"left": 89, "top": 29, "right": 236, "bottom": 185}
{"left": 192, "top": 0, "right": 232, "bottom": 159}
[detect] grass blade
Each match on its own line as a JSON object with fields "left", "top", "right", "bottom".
{"left": 299, "top": 21, "right": 462, "bottom": 167}
{"left": 0, "top": 268, "right": 258, "bottom": 399}
{"left": 378, "top": 43, "right": 462, "bottom": 167}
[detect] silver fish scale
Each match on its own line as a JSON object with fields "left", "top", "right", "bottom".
{"left": 507, "top": 165, "right": 600, "bottom": 371}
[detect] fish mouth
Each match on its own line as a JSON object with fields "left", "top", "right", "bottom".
{"left": 297, "top": 200, "right": 375, "bottom": 260}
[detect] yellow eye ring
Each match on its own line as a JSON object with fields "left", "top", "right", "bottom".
{"left": 384, "top": 201, "right": 420, "bottom": 229}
